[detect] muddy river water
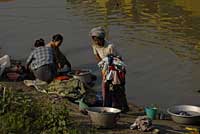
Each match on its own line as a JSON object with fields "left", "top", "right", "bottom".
{"left": 0, "top": 0, "right": 200, "bottom": 108}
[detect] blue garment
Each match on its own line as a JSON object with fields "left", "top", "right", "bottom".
{"left": 26, "top": 46, "right": 54, "bottom": 70}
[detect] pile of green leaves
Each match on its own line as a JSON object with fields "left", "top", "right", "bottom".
{"left": 0, "top": 88, "right": 73, "bottom": 134}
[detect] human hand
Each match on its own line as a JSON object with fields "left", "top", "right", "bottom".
{"left": 58, "top": 63, "right": 61, "bottom": 69}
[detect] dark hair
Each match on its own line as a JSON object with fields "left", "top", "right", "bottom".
{"left": 52, "top": 34, "right": 63, "bottom": 42}
{"left": 92, "top": 36, "right": 104, "bottom": 41}
{"left": 34, "top": 38, "right": 45, "bottom": 47}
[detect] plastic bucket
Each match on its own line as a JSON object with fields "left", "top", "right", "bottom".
{"left": 145, "top": 107, "right": 157, "bottom": 120}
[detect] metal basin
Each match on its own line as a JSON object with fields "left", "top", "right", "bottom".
{"left": 69, "top": 69, "right": 92, "bottom": 84}
{"left": 87, "top": 107, "right": 121, "bottom": 128}
{"left": 167, "top": 105, "right": 200, "bottom": 125}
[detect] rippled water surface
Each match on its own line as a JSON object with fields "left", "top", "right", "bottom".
{"left": 0, "top": 0, "right": 200, "bottom": 107}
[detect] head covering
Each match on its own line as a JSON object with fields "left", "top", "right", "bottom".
{"left": 89, "top": 26, "right": 105, "bottom": 39}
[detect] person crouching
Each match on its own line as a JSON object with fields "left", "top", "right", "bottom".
{"left": 26, "top": 39, "right": 56, "bottom": 83}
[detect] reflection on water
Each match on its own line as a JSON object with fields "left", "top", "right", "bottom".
{"left": 66, "top": 0, "right": 200, "bottom": 61}
{"left": 175, "top": 0, "right": 200, "bottom": 16}
{"left": 1, "top": 0, "right": 200, "bottom": 107}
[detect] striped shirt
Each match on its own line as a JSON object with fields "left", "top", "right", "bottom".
{"left": 26, "top": 46, "right": 54, "bottom": 70}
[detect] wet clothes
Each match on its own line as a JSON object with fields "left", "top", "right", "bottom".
{"left": 130, "top": 116, "right": 152, "bottom": 132}
{"left": 99, "top": 56, "right": 129, "bottom": 112}
{"left": 33, "top": 78, "right": 95, "bottom": 101}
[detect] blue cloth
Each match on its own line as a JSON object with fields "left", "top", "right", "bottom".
{"left": 26, "top": 46, "right": 54, "bottom": 70}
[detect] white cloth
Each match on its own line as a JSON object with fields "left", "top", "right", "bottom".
{"left": 0, "top": 55, "right": 11, "bottom": 76}
{"left": 98, "top": 57, "right": 126, "bottom": 70}
{"left": 130, "top": 116, "right": 152, "bottom": 132}
{"left": 98, "top": 56, "right": 126, "bottom": 84}
{"left": 92, "top": 40, "right": 120, "bottom": 59}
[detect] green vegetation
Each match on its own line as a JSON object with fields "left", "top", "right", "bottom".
{"left": 0, "top": 87, "right": 81, "bottom": 134}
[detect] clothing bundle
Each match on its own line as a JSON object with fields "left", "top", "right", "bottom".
{"left": 98, "top": 55, "right": 126, "bottom": 86}
{"left": 130, "top": 116, "right": 153, "bottom": 132}
{"left": 98, "top": 55, "right": 129, "bottom": 112}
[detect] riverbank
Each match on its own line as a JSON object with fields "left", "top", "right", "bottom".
{"left": 0, "top": 81, "right": 199, "bottom": 134}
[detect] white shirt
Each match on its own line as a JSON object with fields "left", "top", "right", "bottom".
{"left": 92, "top": 40, "right": 120, "bottom": 59}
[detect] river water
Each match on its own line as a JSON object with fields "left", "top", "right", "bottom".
{"left": 0, "top": 0, "right": 200, "bottom": 108}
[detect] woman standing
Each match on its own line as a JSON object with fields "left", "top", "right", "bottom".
{"left": 89, "top": 27, "right": 129, "bottom": 112}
